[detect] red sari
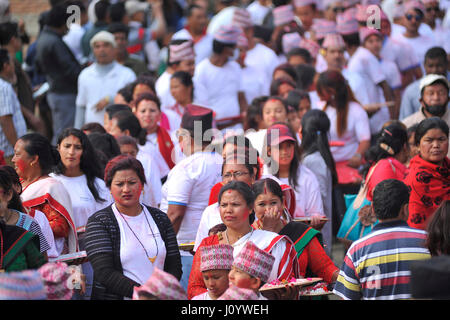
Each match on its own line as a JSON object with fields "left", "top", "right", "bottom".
{"left": 404, "top": 155, "right": 450, "bottom": 230}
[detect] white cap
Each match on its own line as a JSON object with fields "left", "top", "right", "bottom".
{"left": 419, "top": 74, "right": 449, "bottom": 92}
{"left": 125, "top": 0, "right": 150, "bottom": 16}
{"left": 90, "top": 31, "right": 117, "bottom": 49}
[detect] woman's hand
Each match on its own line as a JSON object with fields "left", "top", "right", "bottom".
{"left": 261, "top": 283, "right": 300, "bottom": 300}
{"left": 310, "top": 215, "right": 327, "bottom": 230}
{"left": 259, "top": 207, "right": 283, "bottom": 233}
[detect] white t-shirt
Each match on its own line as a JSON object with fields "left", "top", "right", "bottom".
{"left": 391, "top": 32, "right": 437, "bottom": 71}
{"left": 241, "top": 65, "right": 266, "bottom": 106}
{"left": 112, "top": 204, "right": 166, "bottom": 286}
{"left": 63, "top": 23, "right": 86, "bottom": 64}
{"left": 139, "top": 133, "right": 171, "bottom": 179}
{"left": 49, "top": 174, "right": 112, "bottom": 231}
{"left": 194, "top": 59, "right": 243, "bottom": 121}
{"left": 244, "top": 43, "right": 279, "bottom": 95}
{"left": 164, "top": 105, "right": 184, "bottom": 135}
{"left": 136, "top": 151, "right": 162, "bottom": 207}
{"left": 324, "top": 101, "right": 371, "bottom": 162}
{"left": 245, "top": 129, "right": 267, "bottom": 157}
{"left": 342, "top": 68, "right": 371, "bottom": 107}
{"left": 381, "top": 36, "right": 420, "bottom": 73}
{"left": 246, "top": 1, "right": 271, "bottom": 25}
{"left": 171, "top": 29, "right": 213, "bottom": 65}
{"left": 156, "top": 71, "right": 176, "bottom": 112}
{"left": 267, "top": 164, "right": 324, "bottom": 218}
{"left": 160, "top": 151, "right": 223, "bottom": 255}
{"left": 76, "top": 62, "right": 136, "bottom": 126}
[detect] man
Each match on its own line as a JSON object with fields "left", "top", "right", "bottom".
{"left": 322, "top": 0, "right": 346, "bottom": 22}
{"left": 391, "top": 0, "right": 437, "bottom": 72}
{"left": 402, "top": 74, "right": 450, "bottom": 158}
{"left": 125, "top": 0, "right": 166, "bottom": 73}
{"left": 293, "top": 0, "right": 317, "bottom": 36}
{"left": 171, "top": 4, "right": 213, "bottom": 65}
{"left": 0, "top": 49, "right": 27, "bottom": 164}
{"left": 107, "top": 22, "right": 149, "bottom": 77}
{"left": 35, "top": 3, "right": 82, "bottom": 144}
{"left": 156, "top": 39, "right": 196, "bottom": 111}
{"left": 422, "top": 0, "right": 450, "bottom": 52}
{"left": 400, "top": 46, "right": 448, "bottom": 120}
{"left": 81, "top": 0, "right": 110, "bottom": 60}
{"left": 246, "top": 0, "right": 272, "bottom": 26}
{"left": 160, "top": 104, "right": 223, "bottom": 291}
{"left": 193, "top": 24, "right": 248, "bottom": 132}
{"left": 75, "top": 31, "right": 136, "bottom": 128}
{"left": 232, "top": 7, "right": 279, "bottom": 95}
{"left": 333, "top": 179, "right": 431, "bottom": 300}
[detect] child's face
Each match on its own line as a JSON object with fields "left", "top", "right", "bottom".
{"left": 298, "top": 98, "right": 311, "bottom": 119}
{"left": 228, "top": 266, "right": 259, "bottom": 290}
{"left": 202, "top": 269, "right": 230, "bottom": 299}
{"left": 120, "top": 144, "right": 138, "bottom": 158}
{"left": 263, "top": 99, "right": 287, "bottom": 128}
{"left": 254, "top": 191, "right": 284, "bottom": 222}
{"left": 363, "top": 34, "right": 383, "bottom": 57}
{"left": 287, "top": 111, "right": 301, "bottom": 134}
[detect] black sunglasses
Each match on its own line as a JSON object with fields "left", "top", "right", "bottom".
{"left": 405, "top": 13, "right": 423, "bottom": 21}
{"left": 332, "top": 7, "right": 346, "bottom": 13}
{"left": 426, "top": 7, "right": 440, "bottom": 12}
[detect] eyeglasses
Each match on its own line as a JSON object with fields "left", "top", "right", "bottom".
{"left": 222, "top": 171, "right": 250, "bottom": 179}
{"left": 426, "top": 7, "right": 440, "bottom": 13}
{"left": 332, "top": 7, "right": 346, "bottom": 13}
{"left": 405, "top": 13, "right": 423, "bottom": 21}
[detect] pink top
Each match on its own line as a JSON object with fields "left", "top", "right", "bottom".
{"left": 366, "top": 157, "right": 408, "bottom": 202}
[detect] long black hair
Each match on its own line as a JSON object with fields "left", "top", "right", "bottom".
{"left": 55, "top": 128, "right": 106, "bottom": 203}
{"left": 300, "top": 109, "right": 338, "bottom": 186}
{"left": 361, "top": 122, "right": 408, "bottom": 179}
{"left": 0, "top": 167, "right": 25, "bottom": 212}
{"left": 19, "top": 133, "right": 60, "bottom": 175}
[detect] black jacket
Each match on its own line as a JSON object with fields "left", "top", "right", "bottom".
{"left": 35, "top": 26, "right": 81, "bottom": 94}
{"left": 85, "top": 204, "right": 182, "bottom": 300}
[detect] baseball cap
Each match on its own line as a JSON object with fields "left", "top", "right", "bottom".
{"left": 266, "top": 123, "right": 296, "bottom": 146}
{"left": 419, "top": 74, "right": 449, "bottom": 93}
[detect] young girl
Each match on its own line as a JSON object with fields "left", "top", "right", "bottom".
{"left": 191, "top": 244, "right": 234, "bottom": 300}
{"left": 263, "top": 123, "right": 325, "bottom": 220}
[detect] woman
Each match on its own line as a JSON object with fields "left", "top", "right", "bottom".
{"left": 107, "top": 110, "right": 163, "bottom": 206}
{"left": 0, "top": 167, "right": 51, "bottom": 257}
{"left": 316, "top": 70, "right": 371, "bottom": 186}
{"left": 300, "top": 110, "right": 338, "bottom": 255}
{"left": 84, "top": 155, "right": 182, "bottom": 300}
{"left": 12, "top": 133, "right": 78, "bottom": 255}
{"left": 188, "top": 181, "right": 299, "bottom": 300}
{"left": 251, "top": 178, "right": 338, "bottom": 284}
{"left": 404, "top": 117, "right": 449, "bottom": 230}
{"left": 337, "top": 122, "right": 409, "bottom": 245}
{"left": 133, "top": 93, "right": 175, "bottom": 182}
{"left": 165, "top": 71, "right": 194, "bottom": 135}
{"left": 52, "top": 128, "right": 111, "bottom": 234}
{"left": 263, "top": 122, "right": 325, "bottom": 220}
{"left": 87, "top": 132, "right": 121, "bottom": 174}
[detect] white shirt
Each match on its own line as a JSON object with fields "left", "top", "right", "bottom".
{"left": 324, "top": 101, "right": 371, "bottom": 162}
{"left": 171, "top": 29, "right": 214, "bottom": 65}
{"left": 194, "top": 59, "right": 243, "bottom": 121}
{"left": 160, "top": 151, "right": 223, "bottom": 255}
{"left": 139, "top": 133, "right": 171, "bottom": 179}
{"left": 76, "top": 62, "right": 136, "bottom": 126}
{"left": 241, "top": 65, "right": 266, "bottom": 107}
{"left": 49, "top": 174, "right": 112, "bottom": 231}
{"left": 381, "top": 36, "right": 420, "bottom": 73}
{"left": 164, "top": 105, "right": 184, "bottom": 135}
{"left": 63, "top": 23, "right": 86, "bottom": 64}
{"left": 245, "top": 129, "right": 267, "bottom": 156}
{"left": 244, "top": 43, "right": 279, "bottom": 95}
{"left": 342, "top": 68, "right": 371, "bottom": 107}
{"left": 265, "top": 164, "right": 324, "bottom": 218}
{"left": 391, "top": 32, "right": 437, "bottom": 72}
{"left": 246, "top": 1, "right": 271, "bottom": 25}
{"left": 155, "top": 71, "right": 176, "bottom": 112}
{"left": 136, "top": 151, "right": 162, "bottom": 207}
{"left": 112, "top": 204, "right": 166, "bottom": 286}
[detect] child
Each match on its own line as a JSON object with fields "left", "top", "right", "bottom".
{"left": 228, "top": 241, "right": 275, "bottom": 300}
{"left": 132, "top": 267, "right": 187, "bottom": 300}
{"left": 117, "top": 135, "right": 139, "bottom": 158}
{"left": 191, "top": 244, "right": 234, "bottom": 300}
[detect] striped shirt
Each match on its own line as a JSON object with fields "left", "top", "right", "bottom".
{"left": 0, "top": 78, "right": 27, "bottom": 157}
{"left": 333, "top": 220, "right": 430, "bottom": 300}
{"left": 15, "top": 211, "right": 51, "bottom": 254}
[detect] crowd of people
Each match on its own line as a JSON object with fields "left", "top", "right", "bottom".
{"left": 0, "top": 0, "right": 449, "bottom": 301}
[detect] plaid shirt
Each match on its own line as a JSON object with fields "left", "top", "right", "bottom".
{"left": 0, "top": 77, "right": 27, "bottom": 157}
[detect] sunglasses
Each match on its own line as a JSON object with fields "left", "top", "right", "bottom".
{"left": 426, "top": 7, "right": 440, "bottom": 12}
{"left": 405, "top": 13, "right": 423, "bottom": 21}
{"left": 332, "top": 7, "right": 346, "bottom": 13}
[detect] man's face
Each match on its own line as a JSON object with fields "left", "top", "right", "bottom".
{"left": 421, "top": 83, "right": 449, "bottom": 116}
{"left": 113, "top": 32, "right": 128, "bottom": 49}
{"left": 424, "top": 1, "right": 439, "bottom": 25}
{"left": 403, "top": 8, "right": 423, "bottom": 33}
{"left": 424, "top": 57, "right": 447, "bottom": 76}
{"left": 363, "top": 34, "right": 383, "bottom": 58}
{"left": 324, "top": 46, "right": 345, "bottom": 70}
{"left": 93, "top": 41, "right": 115, "bottom": 65}
{"left": 188, "top": 7, "right": 208, "bottom": 34}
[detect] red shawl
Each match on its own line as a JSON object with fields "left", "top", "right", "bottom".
{"left": 404, "top": 155, "right": 450, "bottom": 230}
{"left": 157, "top": 125, "right": 175, "bottom": 169}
